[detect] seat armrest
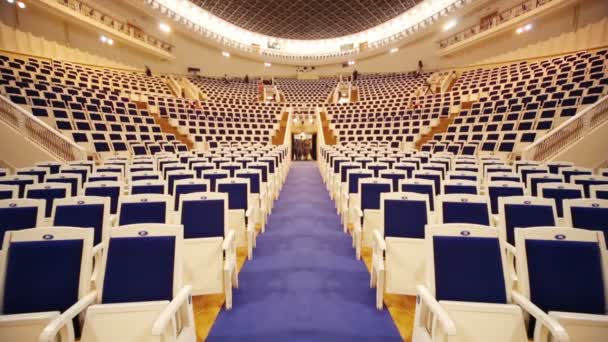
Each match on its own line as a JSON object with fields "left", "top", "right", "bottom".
{"left": 222, "top": 230, "right": 236, "bottom": 251}
{"left": 416, "top": 285, "right": 457, "bottom": 337}
{"left": 512, "top": 291, "right": 570, "bottom": 342}
{"left": 152, "top": 286, "right": 192, "bottom": 336}
{"left": 373, "top": 230, "right": 386, "bottom": 252}
{"left": 354, "top": 207, "right": 363, "bottom": 218}
{"left": 39, "top": 291, "right": 97, "bottom": 342}
{"left": 245, "top": 207, "right": 253, "bottom": 218}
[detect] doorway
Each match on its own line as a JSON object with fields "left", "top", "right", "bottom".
{"left": 292, "top": 132, "right": 317, "bottom": 161}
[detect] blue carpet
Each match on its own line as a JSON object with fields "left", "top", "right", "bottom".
{"left": 208, "top": 161, "right": 401, "bottom": 341}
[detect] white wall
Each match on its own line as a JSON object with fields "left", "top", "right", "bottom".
{"left": 0, "top": 0, "right": 607, "bottom": 77}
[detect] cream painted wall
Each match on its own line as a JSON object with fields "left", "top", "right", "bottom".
{"left": 0, "top": 0, "right": 607, "bottom": 77}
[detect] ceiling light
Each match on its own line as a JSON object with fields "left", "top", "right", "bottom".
{"left": 7, "top": 0, "right": 15, "bottom": 4}
{"left": 347, "top": 60, "right": 356, "bottom": 66}
{"left": 264, "top": 62, "right": 271, "bottom": 67}
{"left": 107, "top": 38, "right": 114, "bottom": 45}
{"left": 443, "top": 19, "right": 457, "bottom": 31}
{"left": 100, "top": 35, "right": 108, "bottom": 43}
{"left": 159, "top": 22, "right": 171, "bottom": 33}
{"left": 389, "top": 47, "right": 399, "bottom": 54}
{"left": 524, "top": 23, "right": 533, "bottom": 31}
{"left": 516, "top": 27, "right": 523, "bottom": 34}
{"left": 222, "top": 51, "right": 230, "bottom": 58}
{"left": 17, "top": 1, "right": 25, "bottom": 8}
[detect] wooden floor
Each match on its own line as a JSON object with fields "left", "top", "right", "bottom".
{"left": 193, "top": 235, "right": 416, "bottom": 342}
{"left": 361, "top": 248, "right": 416, "bottom": 342}
{"left": 193, "top": 247, "right": 249, "bottom": 341}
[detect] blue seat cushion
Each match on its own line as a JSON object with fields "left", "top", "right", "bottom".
{"left": 384, "top": 199, "right": 427, "bottom": 239}
{"left": 526, "top": 239, "right": 605, "bottom": 314}
{"left": 54, "top": 204, "right": 104, "bottom": 245}
{"left": 119, "top": 202, "right": 166, "bottom": 225}
{"left": 181, "top": 199, "right": 224, "bottom": 238}
{"left": 102, "top": 236, "right": 175, "bottom": 303}
{"left": 4, "top": 239, "right": 83, "bottom": 314}
{"left": 505, "top": 204, "right": 555, "bottom": 245}
{"left": 433, "top": 236, "right": 506, "bottom": 304}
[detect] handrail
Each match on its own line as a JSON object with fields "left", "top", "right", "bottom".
{"left": 440, "top": 0, "right": 555, "bottom": 49}
{"left": 52, "top": 0, "right": 173, "bottom": 54}
{"left": 0, "top": 95, "right": 87, "bottom": 162}
{"left": 523, "top": 95, "right": 608, "bottom": 162}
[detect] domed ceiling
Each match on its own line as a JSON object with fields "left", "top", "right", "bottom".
{"left": 190, "top": 0, "right": 425, "bottom": 40}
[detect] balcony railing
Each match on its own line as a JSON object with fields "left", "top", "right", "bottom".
{"left": 0, "top": 95, "right": 87, "bottom": 162}
{"left": 55, "top": 0, "right": 173, "bottom": 54}
{"left": 439, "top": 0, "right": 555, "bottom": 49}
{"left": 523, "top": 95, "right": 608, "bottom": 162}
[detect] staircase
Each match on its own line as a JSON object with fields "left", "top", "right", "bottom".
{"left": 272, "top": 110, "right": 290, "bottom": 145}
{"left": 140, "top": 101, "right": 193, "bottom": 150}
{"left": 415, "top": 112, "right": 458, "bottom": 150}
{"left": 320, "top": 111, "right": 337, "bottom": 145}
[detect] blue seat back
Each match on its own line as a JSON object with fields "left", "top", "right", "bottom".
{"left": 0, "top": 207, "right": 39, "bottom": 246}
{"left": 0, "top": 179, "right": 35, "bottom": 198}
{"left": 444, "top": 184, "right": 477, "bottom": 195}
{"left": 575, "top": 179, "right": 608, "bottom": 198}
{"left": 381, "top": 173, "right": 406, "bottom": 191}
{"left": 415, "top": 174, "right": 441, "bottom": 195}
{"left": 203, "top": 174, "right": 228, "bottom": 191}
{"left": 175, "top": 183, "right": 207, "bottom": 210}
{"left": 237, "top": 173, "right": 260, "bottom": 194}
{"left": 570, "top": 206, "right": 608, "bottom": 247}
{"left": 525, "top": 239, "right": 605, "bottom": 314}
{"left": 27, "top": 188, "right": 67, "bottom": 217}
{"left": 504, "top": 204, "right": 555, "bottom": 244}
{"left": 167, "top": 174, "right": 192, "bottom": 195}
{"left": 131, "top": 184, "right": 164, "bottom": 195}
{"left": 488, "top": 186, "right": 524, "bottom": 215}
{"left": 54, "top": 204, "right": 105, "bottom": 245}
{"left": 218, "top": 183, "right": 248, "bottom": 210}
{"left": 47, "top": 178, "right": 78, "bottom": 196}
{"left": 530, "top": 176, "right": 562, "bottom": 196}
{"left": 348, "top": 173, "right": 371, "bottom": 194}
{"left": 384, "top": 199, "right": 427, "bottom": 239}
{"left": 442, "top": 201, "right": 490, "bottom": 225}
{"left": 102, "top": 236, "right": 174, "bottom": 304}
{"left": 402, "top": 183, "right": 435, "bottom": 211}
{"left": 433, "top": 236, "right": 506, "bottom": 304}
{"left": 193, "top": 165, "right": 214, "bottom": 178}
{"left": 249, "top": 165, "right": 268, "bottom": 183}
{"left": 542, "top": 188, "right": 582, "bottom": 217}
{"left": 4, "top": 239, "right": 83, "bottom": 314}
{"left": 181, "top": 199, "right": 224, "bottom": 239}
{"left": 361, "top": 183, "right": 391, "bottom": 211}
{"left": 85, "top": 186, "right": 120, "bottom": 214}
{"left": 119, "top": 202, "right": 166, "bottom": 225}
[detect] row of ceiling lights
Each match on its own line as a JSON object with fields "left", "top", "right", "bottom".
{"left": 6, "top": 0, "right": 26, "bottom": 9}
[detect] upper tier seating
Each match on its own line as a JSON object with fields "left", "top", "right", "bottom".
{"left": 275, "top": 78, "right": 337, "bottom": 103}
{"left": 188, "top": 76, "right": 258, "bottom": 102}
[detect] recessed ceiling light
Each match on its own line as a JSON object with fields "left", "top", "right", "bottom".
{"left": 347, "top": 60, "right": 355, "bottom": 66}
{"left": 159, "top": 23, "right": 171, "bottom": 33}
{"left": 100, "top": 35, "right": 108, "bottom": 43}
{"left": 107, "top": 38, "right": 114, "bottom": 45}
{"left": 443, "top": 19, "right": 457, "bottom": 31}
{"left": 7, "top": 0, "right": 15, "bottom": 4}
{"left": 222, "top": 51, "right": 230, "bottom": 58}
{"left": 17, "top": 1, "right": 25, "bottom": 8}
{"left": 524, "top": 23, "right": 533, "bottom": 31}
{"left": 264, "top": 62, "right": 271, "bottom": 67}
{"left": 516, "top": 27, "right": 523, "bottom": 34}
{"left": 389, "top": 47, "right": 399, "bottom": 54}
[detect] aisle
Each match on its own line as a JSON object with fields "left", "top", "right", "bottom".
{"left": 208, "top": 161, "right": 401, "bottom": 341}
